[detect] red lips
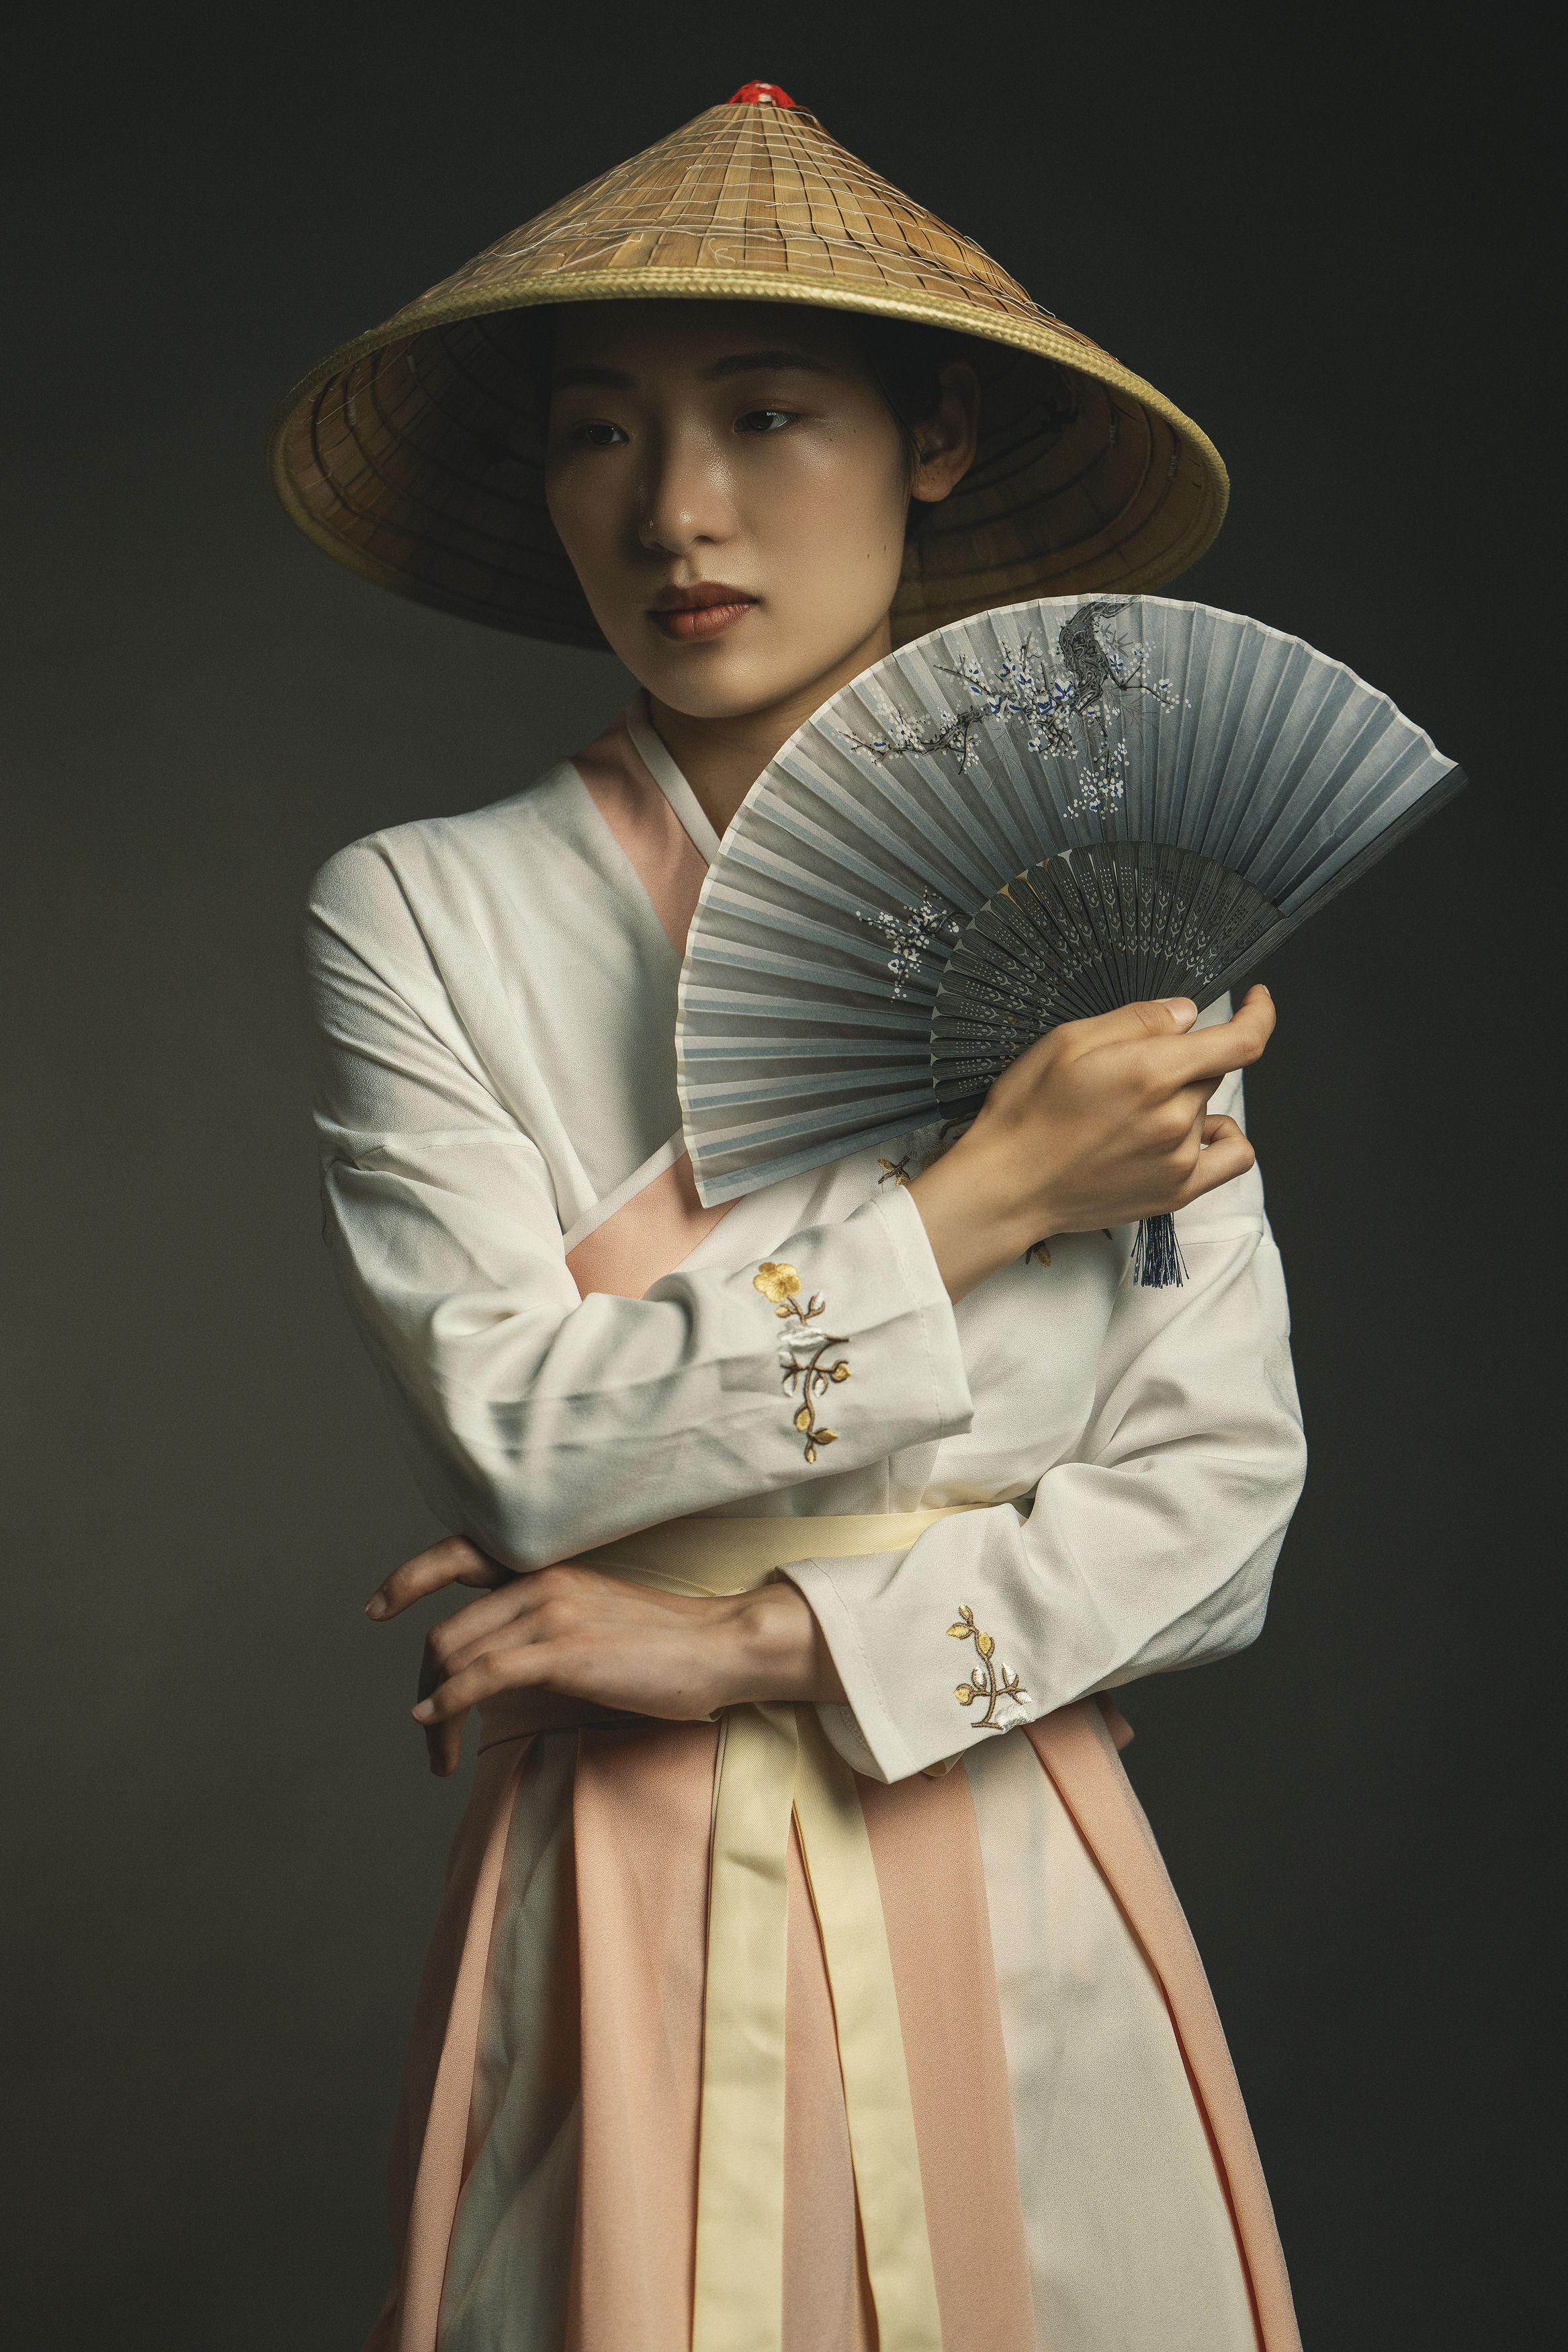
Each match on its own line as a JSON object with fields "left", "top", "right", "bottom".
{"left": 652, "top": 583, "right": 757, "bottom": 642}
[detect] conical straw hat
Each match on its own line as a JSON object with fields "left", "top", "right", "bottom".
{"left": 267, "top": 85, "right": 1228, "bottom": 647}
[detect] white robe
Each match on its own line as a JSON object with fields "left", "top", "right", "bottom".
{"left": 305, "top": 698, "right": 1306, "bottom": 2349}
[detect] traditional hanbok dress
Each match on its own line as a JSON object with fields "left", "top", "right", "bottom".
{"left": 304, "top": 695, "right": 1308, "bottom": 2352}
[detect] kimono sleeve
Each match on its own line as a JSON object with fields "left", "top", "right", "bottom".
{"left": 784, "top": 1087, "right": 1308, "bottom": 1783}
{"left": 302, "top": 839, "right": 973, "bottom": 1566}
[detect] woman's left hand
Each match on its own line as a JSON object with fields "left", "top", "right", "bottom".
{"left": 364, "top": 1538, "right": 845, "bottom": 1777}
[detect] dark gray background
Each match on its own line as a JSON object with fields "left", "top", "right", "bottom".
{"left": 3, "top": 6, "right": 1550, "bottom": 2344}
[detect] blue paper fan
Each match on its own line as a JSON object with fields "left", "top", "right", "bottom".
{"left": 675, "top": 596, "right": 1464, "bottom": 1247}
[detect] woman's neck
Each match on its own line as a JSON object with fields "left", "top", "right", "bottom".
{"left": 648, "top": 616, "right": 894, "bottom": 839}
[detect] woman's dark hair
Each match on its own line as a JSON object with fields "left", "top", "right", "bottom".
{"left": 846, "top": 314, "right": 979, "bottom": 537}
{"left": 847, "top": 315, "right": 971, "bottom": 469}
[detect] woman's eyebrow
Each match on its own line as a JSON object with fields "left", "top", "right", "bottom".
{"left": 552, "top": 363, "right": 636, "bottom": 390}
{"left": 551, "top": 349, "right": 834, "bottom": 392}
{"left": 552, "top": 345, "right": 832, "bottom": 392}
{"left": 701, "top": 349, "right": 834, "bottom": 380}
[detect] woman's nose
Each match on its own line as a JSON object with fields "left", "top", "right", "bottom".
{"left": 638, "top": 429, "right": 736, "bottom": 556}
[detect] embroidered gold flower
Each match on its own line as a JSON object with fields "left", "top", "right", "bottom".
{"left": 877, "top": 1154, "right": 917, "bottom": 1189}
{"left": 754, "top": 1261, "right": 802, "bottom": 1306}
{"left": 1023, "top": 1240, "right": 1052, "bottom": 1266}
{"left": 947, "top": 1603, "right": 1027, "bottom": 1732}
{"left": 756, "top": 1263, "right": 850, "bottom": 1464}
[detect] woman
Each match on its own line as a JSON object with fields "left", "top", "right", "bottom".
{"left": 278, "top": 85, "right": 1305, "bottom": 2352}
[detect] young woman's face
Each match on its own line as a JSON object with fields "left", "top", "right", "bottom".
{"left": 543, "top": 300, "right": 969, "bottom": 720}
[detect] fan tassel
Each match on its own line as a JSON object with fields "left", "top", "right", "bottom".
{"left": 1131, "top": 1212, "right": 1186, "bottom": 1289}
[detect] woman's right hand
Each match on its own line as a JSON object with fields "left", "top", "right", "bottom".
{"left": 909, "top": 986, "right": 1276, "bottom": 1302}
{"left": 365, "top": 1536, "right": 844, "bottom": 1776}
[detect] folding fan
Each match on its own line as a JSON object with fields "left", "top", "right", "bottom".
{"left": 675, "top": 595, "right": 1464, "bottom": 1281}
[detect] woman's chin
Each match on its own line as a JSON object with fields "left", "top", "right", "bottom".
{"left": 636, "top": 649, "right": 817, "bottom": 724}
{"left": 631, "top": 629, "right": 887, "bottom": 727}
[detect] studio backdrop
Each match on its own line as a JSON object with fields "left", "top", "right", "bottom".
{"left": 1, "top": 8, "right": 1549, "bottom": 2346}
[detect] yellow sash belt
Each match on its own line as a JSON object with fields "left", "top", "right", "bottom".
{"left": 577, "top": 1509, "right": 980, "bottom": 2352}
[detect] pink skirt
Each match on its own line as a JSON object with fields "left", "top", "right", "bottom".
{"left": 363, "top": 1697, "right": 1299, "bottom": 2352}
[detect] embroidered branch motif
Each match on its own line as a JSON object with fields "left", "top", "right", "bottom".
{"left": 754, "top": 1261, "right": 851, "bottom": 1465}
{"left": 877, "top": 1154, "right": 917, "bottom": 1188}
{"left": 1023, "top": 1241, "right": 1052, "bottom": 1266}
{"left": 947, "top": 1603, "right": 1028, "bottom": 1732}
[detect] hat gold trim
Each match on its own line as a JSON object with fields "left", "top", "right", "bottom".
{"left": 267, "top": 93, "right": 1228, "bottom": 646}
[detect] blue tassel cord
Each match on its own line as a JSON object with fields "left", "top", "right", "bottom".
{"left": 1131, "top": 1212, "right": 1186, "bottom": 1288}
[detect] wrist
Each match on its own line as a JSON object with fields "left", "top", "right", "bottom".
{"left": 910, "top": 1124, "right": 1045, "bottom": 1302}
{"left": 715, "top": 1581, "right": 845, "bottom": 1707}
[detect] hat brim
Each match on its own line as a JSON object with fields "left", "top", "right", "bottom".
{"left": 267, "top": 270, "right": 1227, "bottom": 650}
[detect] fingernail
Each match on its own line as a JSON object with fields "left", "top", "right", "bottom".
{"left": 412, "top": 1700, "right": 435, "bottom": 1722}
{"left": 364, "top": 1595, "right": 388, "bottom": 1620}
{"left": 1162, "top": 997, "right": 1197, "bottom": 1029}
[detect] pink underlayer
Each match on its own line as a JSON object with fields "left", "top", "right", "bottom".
{"left": 571, "top": 711, "right": 709, "bottom": 960}
{"left": 566, "top": 1145, "right": 731, "bottom": 1302}
{"left": 566, "top": 710, "right": 734, "bottom": 1302}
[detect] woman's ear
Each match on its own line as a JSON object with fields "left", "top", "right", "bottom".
{"left": 910, "top": 362, "right": 982, "bottom": 505}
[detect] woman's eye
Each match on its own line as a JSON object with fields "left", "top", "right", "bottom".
{"left": 574, "top": 420, "right": 628, "bottom": 448}
{"left": 736, "top": 409, "right": 795, "bottom": 434}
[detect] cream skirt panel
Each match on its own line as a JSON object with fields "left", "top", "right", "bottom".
{"left": 437, "top": 1738, "right": 580, "bottom": 2349}
{"left": 968, "top": 1730, "right": 1257, "bottom": 2352}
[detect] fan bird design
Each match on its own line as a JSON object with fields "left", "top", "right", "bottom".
{"left": 675, "top": 596, "right": 1464, "bottom": 1279}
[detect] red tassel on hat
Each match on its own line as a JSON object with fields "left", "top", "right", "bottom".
{"left": 727, "top": 81, "right": 796, "bottom": 106}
